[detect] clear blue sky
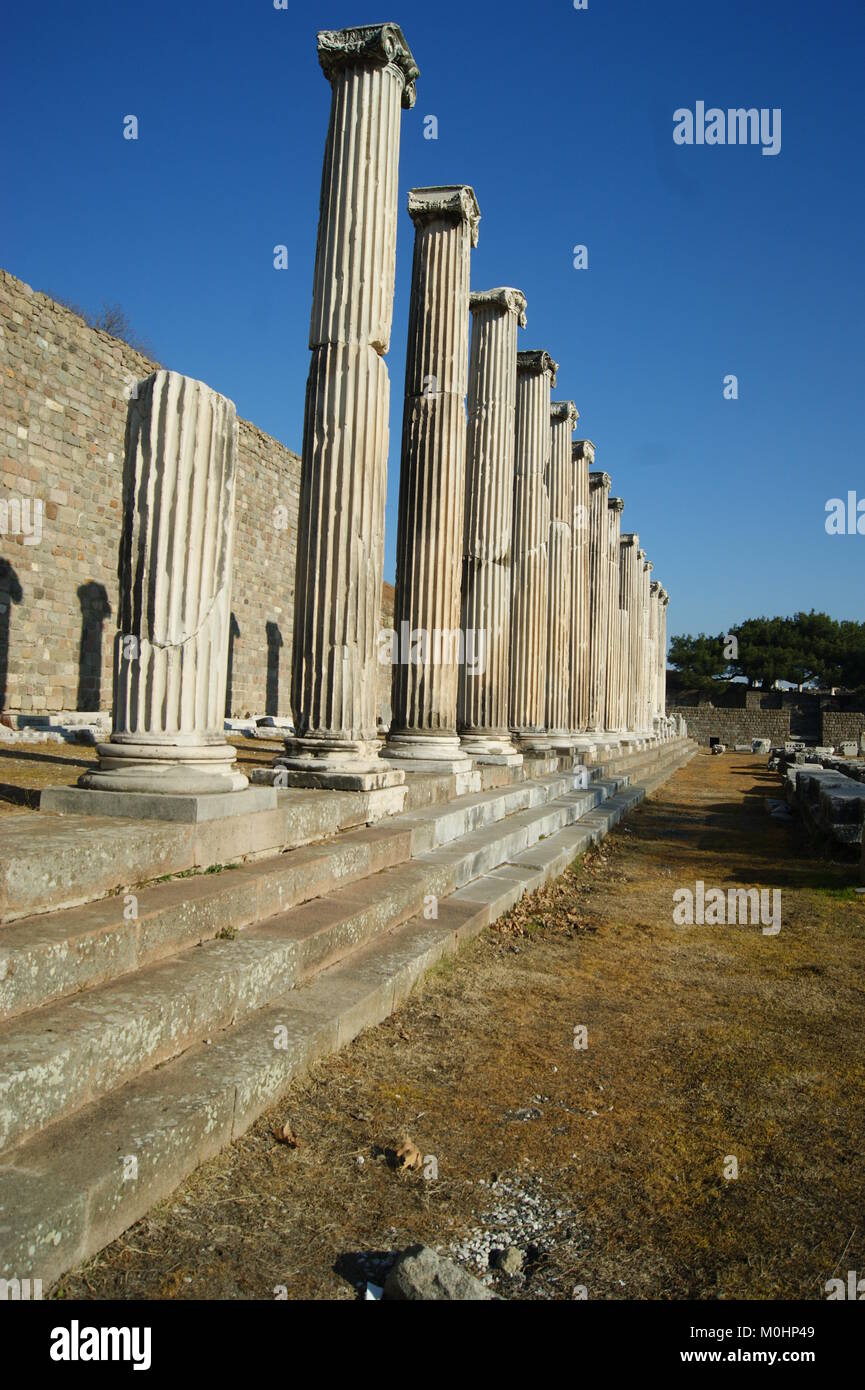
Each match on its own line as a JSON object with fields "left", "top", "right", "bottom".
{"left": 2, "top": 0, "right": 862, "bottom": 639}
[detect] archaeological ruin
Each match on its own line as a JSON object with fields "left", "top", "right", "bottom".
{"left": 0, "top": 21, "right": 696, "bottom": 1289}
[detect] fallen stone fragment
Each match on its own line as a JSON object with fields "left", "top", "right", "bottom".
{"left": 383, "top": 1245, "right": 499, "bottom": 1300}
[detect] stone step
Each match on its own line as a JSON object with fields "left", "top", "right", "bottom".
{"left": 0, "top": 777, "right": 659, "bottom": 1290}
{"left": 0, "top": 768, "right": 593, "bottom": 1022}
{"left": 0, "top": 778, "right": 619, "bottom": 1153}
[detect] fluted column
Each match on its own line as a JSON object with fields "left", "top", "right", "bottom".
{"left": 620, "top": 533, "right": 640, "bottom": 734}
{"left": 546, "top": 401, "right": 579, "bottom": 743}
{"left": 383, "top": 185, "right": 480, "bottom": 772}
{"left": 649, "top": 579, "right": 662, "bottom": 732}
{"left": 509, "top": 350, "right": 557, "bottom": 751}
{"left": 457, "top": 287, "right": 527, "bottom": 765}
{"left": 84, "top": 370, "right": 246, "bottom": 794}
{"left": 587, "top": 471, "right": 611, "bottom": 732}
{"left": 278, "top": 23, "right": 418, "bottom": 791}
{"left": 604, "top": 497, "right": 624, "bottom": 732}
{"left": 658, "top": 586, "right": 669, "bottom": 728}
{"left": 569, "top": 441, "right": 592, "bottom": 737}
{"left": 637, "top": 552, "right": 652, "bottom": 733}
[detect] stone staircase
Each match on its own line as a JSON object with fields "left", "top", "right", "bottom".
{"left": 0, "top": 736, "right": 695, "bottom": 1287}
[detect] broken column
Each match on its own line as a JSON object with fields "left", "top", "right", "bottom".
{"left": 277, "top": 23, "right": 419, "bottom": 790}
{"left": 457, "top": 287, "right": 527, "bottom": 766}
{"left": 604, "top": 496, "right": 624, "bottom": 733}
{"left": 83, "top": 370, "right": 247, "bottom": 795}
{"left": 382, "top": 186, "right": 480, "bottom": 773}
{"left": 569, "top": 441, "right": 592, "bottom": 740}
{"left": 586, "top": 471, "right": 612, "bottom": 734}
{"left": 546, "top": 401, "right": 579, "bottom": 746}
{"left": 509, "top": 350, "right": 557, "bottom": 751}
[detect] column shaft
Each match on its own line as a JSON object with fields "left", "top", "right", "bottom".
{"left": 457, "top": 288, "right": 526, "bottom": 764}
{"left": 281, "top": 24, "right": 418, "bottom": 790}
{"left": 85, "top": 370, "right": 246, "bottom": 794}
{"left": 509, "top": 350, "right": 557, "bottom": 749}
{"left": 384, "top": 186, "right": 480, "bottom": 771}
{"left": 569, "top": 441, "right": 592, "bottom": 735}
{"left": 546, "top": 401, "right": 578, "bottom": 740}
{"left": 587, "top": 471, "right": 611, "bottom": 731}
{"left": 604, "top": 498, "right": 624, "bottom": 731}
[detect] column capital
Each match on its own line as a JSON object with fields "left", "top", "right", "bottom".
{"left": 659, "top": 587, "right": 669, "bottom": 605}
{"left": 550, "top": 400, "right": 579, "bottom": 426}
{"left": 572, "top": 439, "right": 595, "bottom": 464}
{"left": 317, "top": 23, "right": 420, "bottom": 108}
{"left": 621, "top": 531, "right": 640, "bottom": 548}
{"left": 644, "top": 560, "right": 654, "bottom": 572}
{"left": 408, "top": 185, "right": 481, "bottom": 246}
{"left": 650, "top": 579, "right": 662, "bottom": 596}
{"left": 589, "top": 470, "right": 611, "bottom": 490}
{"left": 608, "top": 496, "right": 625, "bottom": 513}
{"left": 470, "top": 287, "right": 527, "bottom": 326}
{"left": 517, "top": 349, "right": 558, "bottom": 386}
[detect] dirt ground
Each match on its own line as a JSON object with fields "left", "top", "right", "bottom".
{"left": 42, "top": 750, "right": 865, "bottom": 1300}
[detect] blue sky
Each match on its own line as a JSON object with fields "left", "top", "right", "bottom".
{"left": 2, "top": 0, "right": 862, "bottom": 639}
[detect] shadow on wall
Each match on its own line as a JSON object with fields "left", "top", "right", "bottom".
{"left": 0, "top": 558, "right": 23, "bottom": 711}
{"left": 77, "top": 581, "right": 111, "bottom": 712}
{"left": 225, "top": 612, "right": 241, "bottom": 719}
{"left": 266, "top": 621, "right": 283, "bottom": 717}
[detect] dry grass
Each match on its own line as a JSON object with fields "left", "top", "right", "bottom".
{"left": 52, "top": 752, "right": 865, "bottom": 1300}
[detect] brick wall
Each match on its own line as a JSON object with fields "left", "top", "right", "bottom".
{"left": 0, "top": 268, "right": 301, "bottom": 716}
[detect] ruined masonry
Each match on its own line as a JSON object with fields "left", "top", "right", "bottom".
{"left": 0, "top": 20, "right": 693, "bottom": 1290}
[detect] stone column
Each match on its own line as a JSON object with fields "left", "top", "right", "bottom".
{"left": 83, "top": 370, "right": 247, "bottom": 795}
{"left": 586, "top": 471, "right": 611, "bottom": 733}
{"left": 604, "top": 497, "right": 624, "bottom": 733}
{"left": 649, "top": 579, "right": 661, "bottom": 732}
{"left": 619, "top": 533, "right": 640, "bottom": 735}
{"left": 509, "top": 350, "right": 557, "bottom": 751}
{"left": 568, "top": 441, "right": 592, "bottom": 738}
{"left": 546, "top": 401, "right": 579, "bottom": 745}
{"left": 457, "top": 287, "right": 527, "bottom": 765}
{"left": 382, "top": 186, "right": 480, "bottom": 773}
{"left": 277, "top": 23, "right": 418, "bottom": 790}
{"left": 638, "top": 553, "right": 653, "bottom": 734}
{"left": 657, "top": 586, "right": 669, "bottom": 729}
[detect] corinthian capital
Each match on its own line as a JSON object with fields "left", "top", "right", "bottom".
{"left": 517, "top": 349, "right": 558, "bottom": 386}
{"left": 470, "top": 287, "right": 527, "bottom": 327}
{"left": 317, "top": 23, "right": 420, "bottom": 108}
{"left": 408, "top": 185, "right": 481, "bottom": 246}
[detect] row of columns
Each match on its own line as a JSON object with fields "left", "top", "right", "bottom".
{"left": 86, "top": 22, "right": 674, "bottom": 798}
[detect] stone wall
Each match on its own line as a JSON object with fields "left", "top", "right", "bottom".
{"left": 673, "top": 705, "right": 865, "bottom": 748}
{"left": 670, "top": 707, "right": 791, "bottom": 746}
{"left": 0, "top": 268, "right": 301, "bottom": 717}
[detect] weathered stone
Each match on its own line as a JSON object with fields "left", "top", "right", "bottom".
{"left": 81, "top": 371, "right": 246, "bottom": 796}
{"left": 383, "top": 1245, "right": 498, "bottom": 1300}
{"left": 546, "top": 402, "right": 579, "bottom": 742}
{"left": 458, "top": 289, "right": 526, "bottom": 765}
{"left": 278, "top": 23, "right": 417, "bottom": 791}
{"left": 509, "top": 351, "right": 557, "bottom": 751}
{"left": 384, "top": 187, "right": 479, "bottom": 774}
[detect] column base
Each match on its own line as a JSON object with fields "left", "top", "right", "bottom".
{"left": 80, "top": 735, "right": 248, "bottom": 796}
{"left": 512, "top": 730, "right": 556, "bottom": 755}
{"left": 458, "top": 732, "right": 523, "bottom": 767}
{"left": 381, "top": 731, "right": 473, "bottom": 775}
{"left": 274, "top": 735, "right": 406, "bottom": 791}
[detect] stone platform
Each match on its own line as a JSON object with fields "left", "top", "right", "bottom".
{"left": 0, "top": 736, "right": 695, "bottom": 1287}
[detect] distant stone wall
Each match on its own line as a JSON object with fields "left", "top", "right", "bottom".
{"left": 670, "top": 707, "right": 791, "bottom": 746}
{"left": 823, "top": 711, "right": 865, "bottom": 746}
{"left": 0, "top": 268, "right": 301, "bottom": 717}
{"left": 674, "top": 705, "right": 865, "bottom": 748}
